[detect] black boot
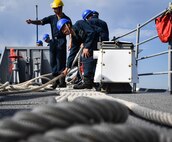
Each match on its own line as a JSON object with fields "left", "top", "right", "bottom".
{"left": 73, "top": 77, "right": 93, "bottom": 89}
{"left": 51, "top": 80, "right": 60, "bottom": 89}
{"left": 59, "top": 76, "right": 66, "bottom": 88}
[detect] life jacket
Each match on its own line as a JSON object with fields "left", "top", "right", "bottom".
{"left": 155, "top": 12, "right": 172, "bottom": 43}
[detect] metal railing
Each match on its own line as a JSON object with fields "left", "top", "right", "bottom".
{"left": 115, "top": 3, "right": 172, "bottom": 93}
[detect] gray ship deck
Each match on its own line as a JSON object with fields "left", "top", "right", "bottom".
{"left": 0, "top": 89, "right": 172, "bottom": 141}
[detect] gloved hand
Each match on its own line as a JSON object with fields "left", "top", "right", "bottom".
{"left": 62, "top": 68, "right": 70, "bottom": 76}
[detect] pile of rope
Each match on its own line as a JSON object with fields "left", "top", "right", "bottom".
{"left": 22, "top": 123, "right": 160, "bottom": 142}
{"left": 0, "top": 96, "right": 170, "bottom": 142}
{"left": 0, "top": 73, "right": 64, "bottom": 94}
{"left": 57, "top": 91, "right": 172, "bottom": 128}
{"left": 0, "top": 45, "right": 84, "bottom": 94}
{"left": 0, "top": 97, "right": 128, "bottom": 142}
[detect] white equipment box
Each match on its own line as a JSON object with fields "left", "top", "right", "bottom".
{"left": 94, "top": 41, "right": 139, "bottom": 83}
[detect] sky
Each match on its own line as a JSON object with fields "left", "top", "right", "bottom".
{"left": 0, "top": 0, "right": 171, "bottom": 89}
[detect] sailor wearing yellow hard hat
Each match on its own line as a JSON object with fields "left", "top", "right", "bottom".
{"left": 26, "top": 0, "right": 71, "bottom": 89}
{"left": 50, "top": 0, "right": 64, "bottom": 8}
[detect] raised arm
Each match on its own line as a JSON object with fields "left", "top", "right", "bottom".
{"left": 26, "top": 19, "right": 43, "bottom": 25}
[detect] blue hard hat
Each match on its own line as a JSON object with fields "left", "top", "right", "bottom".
{"left": 36, "top": 40, "right": 43, "bottom": 45}
{"left": 92, "top": 10, "right": 99, "bottom": 16}
{"left": 82, "top": 9, "right": 93, "bottom": 20}
{"left": 57, "top": 18, "right": 70, "bottom": 31}
{"left": 43, "top": 34, "right": 49, "bottom": 41}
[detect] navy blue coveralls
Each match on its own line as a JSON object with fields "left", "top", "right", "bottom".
{"left": 67, "top": 20, "right": 97, "bottom": 81}
{"left": 88, "top": 16, "right": 109, "bottom": 42}
{"left": 41, "top": 13, "right": 71, "bottom": 76}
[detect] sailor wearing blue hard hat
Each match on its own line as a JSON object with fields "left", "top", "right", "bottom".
{"left": 36, "top": 40, "right": 43, "bottom": 46}
{"left": 43, "top": 34, "right": 50, "bottom": 41}
{"left": 92, "top": 10, "right": 99, "bottom": 18}
{"left": 82, "top": 9, "right": 93, "bottom": 20}
{"left": 82, "top": 9, "right": 109, "bottom": 41}
{"left": 57, "top": 18, "right": 97, "bottom": 89}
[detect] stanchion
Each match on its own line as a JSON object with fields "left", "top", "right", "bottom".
{"left": 168, "top": 40, "right": 172, "bottom": 94}
{"left": 33, "top": 57, "right": 41, "bottom": 83}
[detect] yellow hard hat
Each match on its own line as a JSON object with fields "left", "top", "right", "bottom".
{"left": 51, "top": 0, "right": 64, "bottom": 8}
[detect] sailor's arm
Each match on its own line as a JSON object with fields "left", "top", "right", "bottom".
{"left": 26, "top": 19, "right": 43, "bottom": 25}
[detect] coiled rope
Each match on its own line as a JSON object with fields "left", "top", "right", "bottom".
{"left": 57, "top": 91, "right": 172, "bottom": 127}
{"left": 66, "top": 45, "right": 84, "bottom": 85}
{"left": 0, "top": 42, "right": 86, "bottom": 94}
{"left": 0, "top": 97, "right": 128, "bottom": 142}
{"left": 19, "top": 123, "right": 163, "bottom": 142}
{"left": 0, "top": 44, "right": 84, "bottom": 94}
{"left": 0, "top": 73, "right": 64, "bottom": 95}
{"left": 0, "top": 73, "right": 51, "bottom": 91}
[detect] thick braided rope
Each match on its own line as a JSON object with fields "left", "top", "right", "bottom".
{"left": 23, "top": 123, "right": 163, "bottom": 142}
{"left": 0, "top": 97, "right": 128, "bottom": 142}
{"left": 57, "top": 91, "right": 172, "bottom": 127}
{"left": 0, "top": 73, "right": 63, "bottom": 95}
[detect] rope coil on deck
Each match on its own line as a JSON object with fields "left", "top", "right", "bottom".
{"left": 0, "top": 97, "right": 128, "bottom": 142}
{"left": 0, "top": 73, "right": 64, "bottom": 95}
{"left": 57, "top": 91, "right": 172, "bottom": 128}
{"left": 20, "top": 123, "right": 162, "bottom": 142}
